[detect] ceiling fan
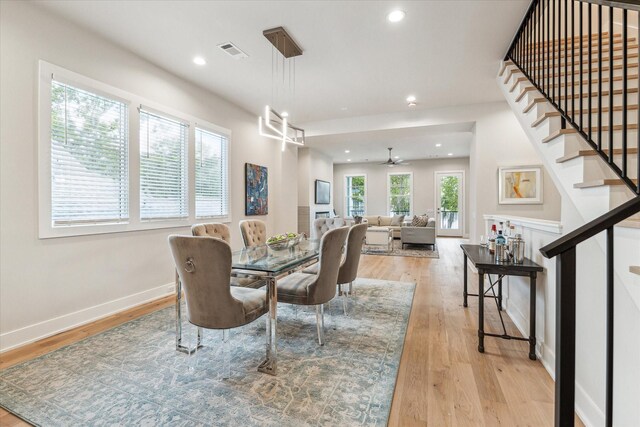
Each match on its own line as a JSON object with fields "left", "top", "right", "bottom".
{"left": 380, "top": 147, "right": 409, "bottom": 167}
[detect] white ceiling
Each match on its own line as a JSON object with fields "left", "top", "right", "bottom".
{"left": 34, "top": 0, "right": 529, "bottom": 125}
{"left": 307, "top": 122, "right": 474, "bottom": 164}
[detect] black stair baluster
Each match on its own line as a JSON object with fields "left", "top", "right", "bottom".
{"left": 565, "top": 0, "right": 568, "bottom": 117}
{"left": 588, "top": 3, "right": 592, "bottom": 142}
{"left": 605, "top": 226, "right": 614, "bottom": 427}
{"left": 548, "top": 0, "right": 551, "bottom": 94}
{"left": 580, "top": 1, "right": 583, "bottom": 130}
{"left": 622, "top": 9, "right": 628, "bottom": 178}
{"left": 609, "top": 7, "right": 614, "bottom": 164}
{"left": 539, "top": 0, "right": 542, "bottom": 92}
{"left": 553, "top": 0, "right": 556, "bottom": 102}
{"left": 599, "top": 5, "right": 603, "bottom": 151}
{"left": 571, "top": 0, "right": 575, "bottom": 118}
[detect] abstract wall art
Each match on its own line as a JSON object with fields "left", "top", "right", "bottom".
{"left": 498, "top": 166, "right": 543, "bottom": 204}
{"left": 245, "top": 163, "right": 268, "bottom": 215}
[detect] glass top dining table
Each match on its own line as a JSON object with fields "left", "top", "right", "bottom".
{"left": 231, "top": 239, "right": 320, "bottom": 275}
{"left": 175, "top": 238, "right": 321, "bottom": 378}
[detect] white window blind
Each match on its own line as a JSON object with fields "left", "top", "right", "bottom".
{"left": 195, "top": 127, "right": 229, "bottom": 218}
{"left": 139, "top": 109, "right": 188, "bottom": 220}
{"left": 50, "top": 80, "right": 129, "bottom": 225}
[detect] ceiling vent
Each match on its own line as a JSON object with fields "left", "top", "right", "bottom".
{"left": 218, "top": 42, "right": 248, "bottom": 59}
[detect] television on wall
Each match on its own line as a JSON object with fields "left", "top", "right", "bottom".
{"left": 315, "top": 180, "right": 330, "bottom": 205}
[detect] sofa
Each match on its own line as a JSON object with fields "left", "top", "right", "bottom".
{"left": 401, "top": 222, "right": 436, "bottom": 249}
{"left": 363, "top": 215, "right": 406, "bottom": 238}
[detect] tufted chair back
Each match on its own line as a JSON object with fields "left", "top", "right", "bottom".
{"left": 312, "top": 217, "right": 347, "bottom": 239}
{"left": 239, "top": 220, "right": 267, "bottom": 247}
{"left": 191, "top": 223, "right": 231, "bottom": 243}
{"left": 337, "top": 223, "right": 368, "bottom": 285}
{"left": 308, "top": 226, "right": 350, "bottom": 304}
{"left": 168, "top": 235, "right": 247, "bottom": 329}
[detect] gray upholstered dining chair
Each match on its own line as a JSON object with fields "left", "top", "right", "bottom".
{"left": 168, "top": 235, "right": 269, "bottom": 378}
{"left": 312, "top": 217, "right": 348, "bottom": 239}
{"left": 192, "top": 223, "right": 266, "bottom": 288}
{"left": 303, "top": 223, "right": 368, "bottom": 315}
{"left": 239, "top": 219, "right": 267, "bottom": 248}
{"left": 276, "top": 226, "right": 349, "bottom": 345}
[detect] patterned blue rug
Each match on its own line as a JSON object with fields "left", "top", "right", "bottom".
{"left": 0, "top": 278, "right": 415, "bottom": 426}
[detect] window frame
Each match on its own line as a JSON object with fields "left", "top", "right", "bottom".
{"left": 386, "top": 171, "right": 413, "bottom": 217}
{"left": 38, "top": 61, "right": 231, "bottom": 238}
{"left": 344, "top": 174, "right": 367, "bottom": 218}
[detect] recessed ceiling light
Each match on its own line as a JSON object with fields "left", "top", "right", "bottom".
{"left": 406, "top": 95, "right": 416, "bottom": 103}
{"left": 394, "top": 156, "right": 399, "bottom": 159}
{"left": 448, "top": 153, "right": 453, "bottom": 156}
{"left": 345, "top": 150, "right": 350, "bottom": 153}
{"left": 347, "top": 159, "right": 352, "bottom": 162}
{"left": 281, "top": 111, "right": 289, "bottom": 118}
{"left": 435, "top": 143, "right": 442, "bottom": 147}
{"left": 387, "top": 10, "right": 406, "bottom": 22}
{"left": 408, "top": 102, "right": 417, "bottom": 107}
{"left": 193, "top": 56, "right": 206, "bottom": 66}
{"left": 340, "top": 107, "right": 348, "bottom": 111}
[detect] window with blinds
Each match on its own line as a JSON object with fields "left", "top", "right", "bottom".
{"left": 195, "top": 127, "right": 229, "bottom": 218}
{"left": 50, "top": 80, "right": 129, "bottom": 225}
{"left": 139, "top": 109, "right": 188, "bottom": 220}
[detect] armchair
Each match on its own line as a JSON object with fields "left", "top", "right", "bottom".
{"left": 168, "top": 235, "right": 269, "bottom": 378}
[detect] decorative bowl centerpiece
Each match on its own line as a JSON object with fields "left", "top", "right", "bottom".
{"left": 266, "top": 232, "right": 301, "bottom": 251}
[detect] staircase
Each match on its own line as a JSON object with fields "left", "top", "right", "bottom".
{"left": 498, "top": 1, "right": 640, "bottom": 426}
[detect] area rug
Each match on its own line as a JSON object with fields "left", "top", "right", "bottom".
{"left": 363, "top": 239, "right": 439, "bottom": 258}
{"left": 0, "top": 278, "right": 415, "bottom": 426}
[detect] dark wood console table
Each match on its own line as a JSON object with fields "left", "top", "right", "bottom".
{"left": 461, "top": 244, "right": 543, "bottom": 360}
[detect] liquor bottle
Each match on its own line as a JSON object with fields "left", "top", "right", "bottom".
{"left": 488, "top": 224, "right": 497, "bottom": 254}
{"left": 504, "top": 220, "right": 511, "bottom": 238}
{"left": 507, "top": 225, "right": 516, "bottom": 252}
{"left": 495, "top": 230, "right": 507, "bottom": 262}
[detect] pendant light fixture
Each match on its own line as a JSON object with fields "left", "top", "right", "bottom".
{"left": 259, "top": 26, "right": 305, "bottom": 151}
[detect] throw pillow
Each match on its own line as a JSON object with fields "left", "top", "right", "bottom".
{"left": 390, "top": 214, "right": 405, "bottom": 226}
{"left": 426, "top": 218, "right": 436, "bottom": 227}
{"left": 411, "top": 215, "right": 428, "bottom": 227}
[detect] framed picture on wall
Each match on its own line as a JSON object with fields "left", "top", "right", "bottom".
{"left": 245, "top": 163, "right": 268, "bottom": 215}
{"left": 498, "top": 166, "right": 543, "bottom": 204}
{"left": 315, "top": 179, "right": 330, "bottom": 204}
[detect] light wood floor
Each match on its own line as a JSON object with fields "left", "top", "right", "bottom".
{"left": 0, "top": 238, "right": 580, "bottom": 426}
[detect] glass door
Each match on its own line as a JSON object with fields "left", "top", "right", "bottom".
{"left": 435, "top": 171, "right": 463, "bottom": 237}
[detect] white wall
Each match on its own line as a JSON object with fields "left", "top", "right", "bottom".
{"left": 0, "top": 1, "right": 297, "bottom": 351}
{"left": 303, "top": 101, "right": 562, "bottom": 241}
{"left": 334, "top": 157, "right": 471, "bottom": 236}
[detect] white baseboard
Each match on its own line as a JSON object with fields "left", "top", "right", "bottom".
{"left": 575, "top": 382, "right": 604, "bottom": 427}
{"left": 0, "top": 283, "right": 174, "bottom": 353}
